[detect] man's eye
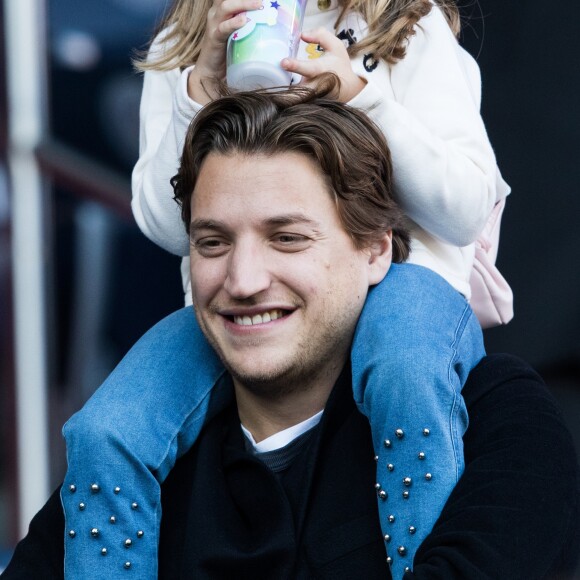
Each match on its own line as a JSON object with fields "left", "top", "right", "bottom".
{"left": 277, "top": 234, "right": 302, "bottom": 242}
{"left": 200, "top": 239, "right": 222, "bottom": 247}
{"left": 272, "top": 233, "right": 311, "bottom": 251}
{"left": 192, "top": 238, "right": 229, "bottom": 256}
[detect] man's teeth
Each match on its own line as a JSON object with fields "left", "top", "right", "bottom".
{"left": 233, "top": 310, "right": 285, "bottom": 326}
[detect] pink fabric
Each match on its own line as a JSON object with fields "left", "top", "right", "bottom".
{"left": 469, "top": 198, "right": 514, "bottom": 328}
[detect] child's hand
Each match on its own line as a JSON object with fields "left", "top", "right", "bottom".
{"left": 188, "top": 0, "right": 263, "bottom": 103}
{"left": 281, "top": 28, "right": 366, "bottom": 103}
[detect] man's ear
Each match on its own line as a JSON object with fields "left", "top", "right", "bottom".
{"left": 366, "top": 231, "right": 393, "bottom": 286}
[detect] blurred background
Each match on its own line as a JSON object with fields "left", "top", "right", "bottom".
{"left": 0, "top": 0, "right": 579, "bottom": 572}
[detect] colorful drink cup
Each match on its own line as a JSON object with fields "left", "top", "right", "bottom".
{"left": 226, "top": 0, "right": 307, "bottom": 90}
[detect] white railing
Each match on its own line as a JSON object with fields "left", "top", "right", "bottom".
{"left": 3, "top": 0, "right": 50, "bottom": 537}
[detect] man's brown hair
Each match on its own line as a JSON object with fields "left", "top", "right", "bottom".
{"left": 172, "top": 80, "right": 410, "bottom": 262}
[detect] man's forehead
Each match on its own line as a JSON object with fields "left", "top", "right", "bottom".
{"left": 189, "top": 151, "right": 340, "bottom": 229}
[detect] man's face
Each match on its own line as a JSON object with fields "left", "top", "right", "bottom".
{"left": 189, "top": 151, "right": 388, "bottom": 397}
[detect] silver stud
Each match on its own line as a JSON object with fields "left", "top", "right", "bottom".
{"left": 388, "top": 514, "right": 395, "bottom": 523}
{"left": 409, "top": 526, "right": 416, "bottom": 535}
{"left": 398, "top": 545, "right": 407, "bottom": 556}
{"left": 91, "top": 483, "right": 100, "bottom": 493}
{"left": 68, "top": 530, "right": 76, "bottom": 538}
{"left": 114, "top": 486, "right": 121, "bottom": 494}
{"left": 402, "top": 490, "right": 410, "bottom": 499}
{"left": 425, "top": 473, "right": 432, "bottom": 481}
{"left": 374, "top": 483, "right": 382, "bottom": 490}
{"left": 384, "top": 533, "right": 391, "bottom": 542}
{"left": 418, "top": 452, "right": 426, "bottom": 460}
{"left": 137, "top": 531, "right": 144, "bottom": 539}
{"left": 374, "top": 455, "right": 379, "bottom": 462}
{"left": 378, "top": 490, "right": 388, "bottom": 500}
{"left": 423, "top": 428, "right": 430, "bottom": 436}
{"left": 395, "top": 428, "right": 404, "bottom": 439}
{"left": 405, "top": 567, "right": 411, "bottom": 572}
{"left": 403, "top": 477, "right": 412, "bottom": 487}
{"left": 124, "top": 539, "right": 132, "bottom": 548}
{"left": 386, "top": 556, "right": 393, "bottom": 565}
{"left": 131, "top": 502, "right": 138, "bottom": 510}
{"left": 387, "top": 463, "right": 394, "bottom": 472}
{"left": 69, "top": 484, "right": 76, "bottom": 493}
{"left": 110, "top": 516, "right": 116, "bottom": 524}
{"left": 79, "top": 503, "right": 86, "bottom": 511}
{"left": 124, "top": 561, "right": 132, "bottom": 569}
{"left": 91, "top": 528, "right": 99, "bottom": 538}
{"left": 384, "top": 439, "right": 392, "bottom": 448}
{"left": 101, "top": 548, "right": 107, "bottom": 556}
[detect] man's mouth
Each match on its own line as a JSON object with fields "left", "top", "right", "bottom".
{"left": 231, "top": 309, "right": 289, "bottom": 326}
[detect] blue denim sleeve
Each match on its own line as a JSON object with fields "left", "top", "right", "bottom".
{"left": 351, "top": 263, "right": 485, "bottom": 579}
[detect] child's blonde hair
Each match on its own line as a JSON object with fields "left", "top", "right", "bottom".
{"left": 137, "top": 0, "right": 459, "bottom": 71}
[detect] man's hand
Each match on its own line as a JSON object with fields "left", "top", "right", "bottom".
{"left": 281, "top": 28, "right": 366, "bottom": 103}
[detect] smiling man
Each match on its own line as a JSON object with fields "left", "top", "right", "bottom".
{"left": 4, "top": 88, "right": 579, "bottom": 579}
{"left": 156, "top": 88, "right": 426, "bottom": 578}
{"left": 170, "top": 87, "right": 412, "bottom": 460}
{"left": 188, "top": 150, "right": 392, "bottom": 436}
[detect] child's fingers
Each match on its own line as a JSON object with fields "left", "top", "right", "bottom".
{"left": 282, "top": 27, "right": 365, "bottom": 102}
{"left": 212, "top": 0, "right": 262, "bottom": 27}
{"left": 217, "top": 0, "right": 262, "bottom": 17}
{"left": 281, "top": 30, "right": 348, "bottom": 80}
{"left": 216, "top": 13, "right": 249, "bottom": 38}
{"left": 281, "top": 57, "right": 325, "bottom": 79}
{"left": 198, "top": 0, "right": 261, "bottom": 74}
{"left": 301, "top": 28, "right": 345, "bottom": 54}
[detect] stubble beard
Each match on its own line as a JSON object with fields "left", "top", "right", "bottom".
{"left": 196, "top": 308, "right": 356, "bottom": 403}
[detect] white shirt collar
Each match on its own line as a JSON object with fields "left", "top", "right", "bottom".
{"left": 241, "top": 410, "right": 324, "bottom": 453}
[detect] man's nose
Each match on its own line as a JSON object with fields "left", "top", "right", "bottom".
{"left": 223, "top": 241, "right": 272, "bottom": 299}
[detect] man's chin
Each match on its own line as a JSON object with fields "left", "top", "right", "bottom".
{"left": 228, "top": 367, "right": 298, "bottom": 399}
{"left": 221, "top": 357, "right": 313, "bottom": 400}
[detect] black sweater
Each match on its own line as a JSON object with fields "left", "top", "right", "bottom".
{"left": 3, "top": 354, "right": 579, "bottom": 578}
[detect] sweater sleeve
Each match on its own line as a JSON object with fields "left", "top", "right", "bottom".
{"left": 409, "top": 354, "right": 580, "bottom": 579}
{"left": 131, "top": 34, "right": 203, "bottom": 257}
{"left": 349, "top": 7, "right": 510, "bottom": 247}
{"left": 0, "top": 488, "right": 65, "bottom": 579}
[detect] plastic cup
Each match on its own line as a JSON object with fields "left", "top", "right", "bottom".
{"left": 226, "top": 0, "right": 307, "bottom": 90}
